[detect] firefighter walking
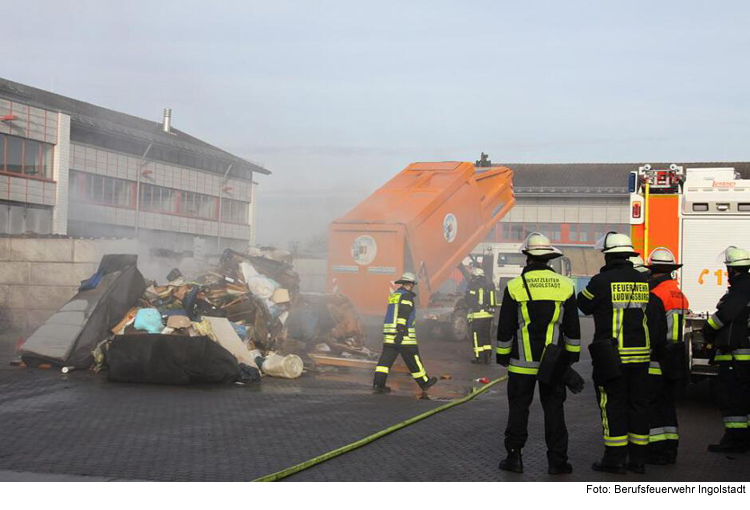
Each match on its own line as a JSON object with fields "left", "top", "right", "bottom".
{"left": 373, "top": 272, "right": 438, "bottom": 394}
{"left": 496, "top": 233, "right": 582, "bottom": 475}
{"left": 466, "top": 267, "right": 496, "bottom": 364}
{"left": 643, "top": 248, "right": 689, "bottom": 464}
{"left": 702, "top": 246, "right": 750, "bottom": 453}
{"left": 578, "top": 233, "right": 656, "bottom": 474}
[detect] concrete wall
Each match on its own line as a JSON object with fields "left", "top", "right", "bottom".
{"left": 0, "top": 237, "right": 137, "bottom": 332}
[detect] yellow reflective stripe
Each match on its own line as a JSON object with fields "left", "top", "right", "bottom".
{"left": 496, "top": 346, "right": 511, "bottom": 355}
{"left": 648, "top": 367, "right": 663, "bottom": 376}
{"left": 611, "top": 308, "right": 620, "bottom": 344}
{"left": 479, "top": 288, "right": 484, "bottom": 305}
{"left": 650, "top": 433, "right": 667, "bottom": 443}
{"left": 604, "top": 436, "right": 628, "bottom": 447}
{"left": 599, "top": 386, "right": 610, "bottom": 439}
{"left": 473, "top": 332, "right": 481, "bottom": 355}
{"left": 412, "top": 354, "right": 427, "bottom": 380}
{"left": 520, "top": 302, "right": 532, "bottom": 362}
{"left": 714, "top": 354, "right": 732, "bottom": 361}
{"left": 725, "top": 422, "right": 748, "bottom": 429}
{"left": 396, "top": 318, "right": 407, "bottom": 325}
{"left": 565, "top": 344, "right": 581, "bottom": 353}
{"left": 508, "top": 365, "right": 538, "bottom": 375}
{"left": 621, "top": 356, "right": 650, "bottom": 364}
{"left": 400, "top": 300, "right": 413, "bottom": 307}
{"left": 582, "top": 288, "right": 594, "bottom": 300}
{"left": 734, "top": 354, "right": 750, "bottom": 361}
{"left": 628, "top": 433, "right": 649, "bottom": 445}
{"left": 708, "top": 315, "right": 721, "bottom": 330}
{"left": 545, "top": 301, "right": 562, "bottom": 346}
{"left": 375, "top": 366, "right": 389, "bottom": 374}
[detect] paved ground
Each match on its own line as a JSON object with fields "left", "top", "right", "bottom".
{"left": 0, "top": 319, "right": 747, "bottom": 482}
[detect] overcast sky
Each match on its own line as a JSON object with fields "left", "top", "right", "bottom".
{"left": 3, "top": 1, "right": 749, "bottom": 247}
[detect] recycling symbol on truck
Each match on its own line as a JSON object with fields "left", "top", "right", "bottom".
{"left": 443, "top": 213, "right": 458, "bottom": 243}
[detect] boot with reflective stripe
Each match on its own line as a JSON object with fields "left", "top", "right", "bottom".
{"left": 499, "top": 449, "right": 524, "bottom": 473}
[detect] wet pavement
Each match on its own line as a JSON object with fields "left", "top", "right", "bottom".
{"left": 0, "top": 319, "right": 747, "bottom": 482}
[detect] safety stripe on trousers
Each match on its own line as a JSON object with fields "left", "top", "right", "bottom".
{"left": 724, "top": 416, "right": 749, "bottom": 429}
{"left": 628, "top": 432, "right": 649, "bottom": 446}
{"left": 412, "top": 354, "right": 428, "bottom": 382}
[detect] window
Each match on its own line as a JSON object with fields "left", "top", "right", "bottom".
{"left": 6, "top": 136, "right": 23, "bottom": 173}
{"left": 221, "top": 198, "right": 249, "bottom": 224}
{"left": 140, "top": 183, "right": 175, "bottom": 214}
{"left": 179, "top": 191, "right": 217, "bottom": 219}
{"left": 70, "top": 170, "right": 134, "bottom": 208}
{"left": 0, "top": 134, "right": 54, "bottom": 178}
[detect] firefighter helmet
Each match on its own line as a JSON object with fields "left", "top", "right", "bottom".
{"left": 647, "top": 247, "right": 682, "bottom": 270}
{"left": 471, "top": 267, "right": 485, "bottom": 277}
{"left": 596, "top": 232, "right": 638, "bottom": 256}
{"left": 723, "top": 246, "right": 750, "bottom": 267}
{"left": 394, "top": 272, "right": 418, "bottom": 285}
{"left": 629, "top": 255, "right": 649, "bottom": 274}
{"left": 521, "top": 232, "right": 562, "bottom": 260}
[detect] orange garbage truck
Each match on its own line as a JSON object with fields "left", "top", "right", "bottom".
{"left": 327, "top": 161, "right": 515, "bottom": 318}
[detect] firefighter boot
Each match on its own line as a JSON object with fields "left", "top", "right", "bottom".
{"left": 422, "top": 377, "right": 438, "bottom": 391}
{"left": 372, "top": 384, "right": 392, "bottom": 394}
{"left": 708, "top": 431, "right": 748, "bottom": 453}
{"left": 548, "top": 462, "right": 573, "bottom": 475}
{"left": 499, "top": 449, "right": 524, "bottom": 474}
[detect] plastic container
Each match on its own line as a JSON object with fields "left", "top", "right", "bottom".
{"left": 261, "top": 353, "right": 304, "bottom": 379}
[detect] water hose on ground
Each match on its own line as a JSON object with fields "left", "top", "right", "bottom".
{"left": 252, "top": 375, "right": 507, "bottom": 482}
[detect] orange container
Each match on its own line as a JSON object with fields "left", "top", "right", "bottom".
{"left": 328, "top": 161, "right": 514, "bottom": 316}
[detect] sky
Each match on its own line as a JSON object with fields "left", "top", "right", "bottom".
{"left": 2, "top": 0, "right": 749, "bottom": 247}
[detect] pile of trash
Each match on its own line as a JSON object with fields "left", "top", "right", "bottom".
{"left": 18, "top": 249, "right": 372, "bottom": 385}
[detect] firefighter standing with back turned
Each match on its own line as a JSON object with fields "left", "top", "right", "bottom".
{"left": 496, "top": 233, "right": 582, "bottom": 475}
{"left": 643, "top": 248, "right": 689, "bottom": 465}
{"left": 373, "top": 272, "right": 438, "bottom": 394}
{"left": 466, "top": 267, "right": 497, "bottom": 364}
{"left": 701, "top": 246, "right": 750, "bottom": 453}
{"left": 578, "top": 232, "right": 655, "bottom": 475}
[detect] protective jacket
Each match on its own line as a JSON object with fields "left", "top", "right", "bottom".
{"left": 382, "top": 287, "right": 417, "bottom": 345}
{"left": 497, "top": 263, "right": 581, "bottom": 375}
{"left": 705, "top": 272, "right": 750, "bottom": 361}
{"left": 578, "top": 258, "right": 651, "bottom": 364}
{"left": 466, "top": 276, "right": 497, "bottom": 321}
{"left": 649, "top": 275, "right": 689, "bottom": 375}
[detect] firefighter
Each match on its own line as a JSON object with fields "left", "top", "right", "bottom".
{"left": 466, "top": 267, "right": 497, "bottom": 364}
{"left": 702, "top": 246, "right": 750, "bottom": 453}
{"left": 578, "top": 232, "right": 652, "bottom": 475}
{"left": 373, "top": 272, "right": 438, "bottom": 394}
{"left": 496, "top": 233, "right": 581, "bottom": 475}
{"left": 644, "top": 248, "right": 689, "bottom": 465}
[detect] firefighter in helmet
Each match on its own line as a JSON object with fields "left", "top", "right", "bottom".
{"left": 496, "top": 233, "right": 582, "bottom": 474}
{"left": 373, "top": 272, "right": 438, "bottom": 394}
{"left": 578, "top": 232, "right": 653, "bottom": 474}
{"left": 644, "top": 247, "right": 689, "bottom": 465}
{"left": 466, "top": 267, "right": 497, "bottom": 364}
{"left": 702, "top": 246, "right": 750, "bottom": 453}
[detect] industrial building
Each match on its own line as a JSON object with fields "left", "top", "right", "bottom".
{"left": 0, "top": 77, "right": 269, "bottom": 253}
{"left": 497, "top": 161, "right": 750, "bottom": 244}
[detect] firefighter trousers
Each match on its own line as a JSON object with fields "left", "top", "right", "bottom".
{"left": 470, "top": 317, "right": 492, "bottom": 360}
{"left": 715, "top": 361, "right": 750, "bottom": 445}
{"left": 647, "top": 373, "right": 679, "bottom": 456}
{"left": 594, "top": 364, "right": 650, "bottom": 465}
{"left": 505, "top": 372, "right": 569, "bottom": 466}
{"left": 374, "top": 344, "right": 431, "bottom": 389}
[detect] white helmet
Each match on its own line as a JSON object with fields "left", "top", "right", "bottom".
{"left": 596, "top": 232, "right": 637, "bottom": 255}
{"left": 723, "top": 246, "right": 750, "bottom": 267}
{"left": 395, "top": 272, "right": 418, "bottom": 285}
{"left": 521, "top": 232, "right": 562, "bottom": 259}
{"left": 471, "top": 267, "right": 485, "bottom": 277}
{"left": 629, "top": 255, "right": 649, "bottom": 274}
{"left": 648, "top": 247, "right": 682, "bottom": 269}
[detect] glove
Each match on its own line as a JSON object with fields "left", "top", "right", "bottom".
{"left": 496, "top": 354, "right": 509, "bottom": 367}
{"left": 561, "top": 366, "right": 585, "bottom": 394}
{"left": 701, "top": 323, "right": 718, "bottom": 342}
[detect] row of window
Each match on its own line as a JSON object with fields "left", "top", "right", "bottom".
{"left": 0, "top": 134, "right": 54, "bottom": 179}
{"left": 72, "top": 127, "right": 249, "bottom": 179}
{"left": 497, "top": 222, "right": 628, "bottom": 245}
{"left": 69, "top": 170, "right": 250, "bottom": 224}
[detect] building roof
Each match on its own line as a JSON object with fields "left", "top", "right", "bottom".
{"left": 0, "top": 77, "right": 270, "bottom": 177}
{"left": 501, "top": 162, "right": 750, "bottom": 196}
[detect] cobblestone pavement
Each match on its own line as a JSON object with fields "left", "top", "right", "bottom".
{"left": 0, "top": 320, "right": 747, "bottom": 482}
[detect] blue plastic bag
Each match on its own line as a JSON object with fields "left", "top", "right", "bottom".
{"left": 134, "top": 308, "right": 164, "bottom": 334}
